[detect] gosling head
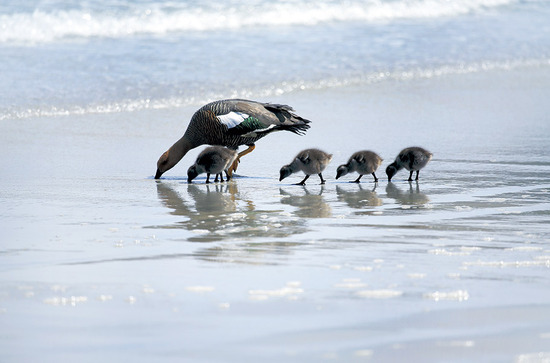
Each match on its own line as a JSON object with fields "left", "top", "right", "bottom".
{"left": 187, "top": 165, "right": 199, "bottom": 183}
{"left": 386, "top": 164, "right": 398, "bottom": 182}
{"left": 335, "top": 165, "right": 349, "bottom": 180}
{"left": 279, "top": 165, "right": 293, "bottom": 182}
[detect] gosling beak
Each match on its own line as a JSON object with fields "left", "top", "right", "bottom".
{"left": 155, "top": 169, "right": 163, "bottom": 179}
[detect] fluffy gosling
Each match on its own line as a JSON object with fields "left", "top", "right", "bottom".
{"left": 187, "top": 146, "right": 238, "bottom": 183}
{"left": 279, "top": 148, "right": 333, "bottom": 185}
{"left": 386, "top": 146, "right": 432, "bottom": 182}
{"left": 336, "top": 150, "right": 383, "bottom": 183}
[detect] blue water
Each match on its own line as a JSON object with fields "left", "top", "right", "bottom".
{"left": 2, "top": 2, "right": 550, "bottom": 361}
{"left": 1, "top": 0, "right": 549, "bottom": 120}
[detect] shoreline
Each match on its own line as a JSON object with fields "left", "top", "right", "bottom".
{"left": 2, "top": 60, "right": 550, "bottom": 123}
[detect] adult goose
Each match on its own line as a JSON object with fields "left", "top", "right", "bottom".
{"left": 155, "top": 99, "right": 311, "bottom": 179}
{"left": 386, "top": 147, "right": 433, "bottom": 182}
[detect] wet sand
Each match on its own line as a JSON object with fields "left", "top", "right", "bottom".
{"left": 1, "top": 68, "right": 550, "bottom": 362}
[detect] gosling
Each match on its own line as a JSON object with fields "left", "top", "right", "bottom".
{"left": 279, "top": 148, "right": 333, "bottom": 185}
{"left": 386, "top": 147, "right": 433, "bottom": 182}
{"left": 336, "top": 150, "right": 383, "bottom": 183}
{"left": 187, "top": 146, "right": 238, "bottom": 183}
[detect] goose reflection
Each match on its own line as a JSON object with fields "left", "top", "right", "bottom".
{"left": 155, "top": 181, "right": 307, "bottom": 242}
{"left": 279, "top": 186, "right": 332, "bottom": 218}
{"left": 385, "top": 181, "right": 430, "bottom": 206}
{"left": 336, "top": 184, "right": 382, "bottom": 215}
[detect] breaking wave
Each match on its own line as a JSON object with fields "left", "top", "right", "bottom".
{"left": 0, "top": 0, "right": 515, "bottom": 43}
{"left": 2, "top": 58, "right": 547, "bottom": 121}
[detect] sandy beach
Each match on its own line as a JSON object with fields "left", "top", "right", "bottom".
{"left": 1, "top": 67, "right": 550, "bottom": 361}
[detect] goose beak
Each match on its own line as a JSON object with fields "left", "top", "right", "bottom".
{"left": 155, "top": 169, "right": 163, "bottom": 179}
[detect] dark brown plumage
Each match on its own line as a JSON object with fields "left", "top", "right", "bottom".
{"left": 155, "top": 99, "right": 311, "bottom": 179}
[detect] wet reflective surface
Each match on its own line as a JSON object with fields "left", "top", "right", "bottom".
{"left": 1, "top": 70, "right": 550, "bottom": 362}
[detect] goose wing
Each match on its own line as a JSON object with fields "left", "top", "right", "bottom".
{"left": 210, "top": 99, "right": 310, "bottom": 137}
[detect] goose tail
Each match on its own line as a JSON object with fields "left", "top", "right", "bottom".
{"left": 264, "top": 103, "right": 312, "bottom": 136}
{"left": 278, "top": 121, "right": 311, "bottom": 136}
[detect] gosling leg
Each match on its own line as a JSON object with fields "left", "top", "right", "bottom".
{"left": 296, "top": 174, "right": 310, "bottom": 186}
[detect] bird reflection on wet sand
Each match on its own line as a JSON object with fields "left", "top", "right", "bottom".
{"left": 155, "top": 181, "right": 307, "bottom": 242}
{"left": 385, "top": 181, "right": 430, "bottom": 206}
{"left": 335, "top": 184, "right": 382, "bottom": 215}
{"left": 279, "top": 186, "right": 332, "bottom": 218}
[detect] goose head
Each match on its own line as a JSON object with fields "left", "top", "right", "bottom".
{"left": 155, "top": 150, "right": 175, "bottom": 179}
{"left": 155, "top": 137, "right": 194, "bottom": 179}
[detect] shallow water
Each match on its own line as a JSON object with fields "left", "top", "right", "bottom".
{"left": 2, "top": 0, "right": 550, "bottom": 120}
{"left": 1, "top": 69, "right": 550, "bottom": 361}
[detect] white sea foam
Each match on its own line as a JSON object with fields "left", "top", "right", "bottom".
{"left": 357, "top": 289, "right": 403, "bottom": 299}
{"left": 43, "top": 295, "right": 88, "bottom": 306}
{"left": 515, "top": 352, "right": 550, "bottom": 363}
{"left": 2, "top": 58, "right": 547, "bottom": 121}
{"left": 249, "top": 282, "right": 304, "bottom": 300}
{"left": 0, "top": 0, "right": 515, "bottom": 44}
{"left": 424, "top": 290, "right": 470, "bottom": 301}
{"left": 186, "top": 286, "right": 215, "bottom": 293}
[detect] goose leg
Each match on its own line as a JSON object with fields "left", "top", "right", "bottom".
{"left": 415, "top": 170, "right": 420, "bottom": 181}
{"left": 372, "top": 172, "right": 378, "bottom": 183}
{"left": 352, "top": 175, "right": 363, "bottom": 183}
{"left": 408, "top": 170, "right": 414, "bottom": 181}
{"left": 206, "top": 173, "right": 211, "bottom": 184}
{"left": 318, "top": 173, "right": 326, "bottom": 185}
{"left": 296, "top": 174, "right": 310, "bottom": 186}
{"left": 229, "top": 144, "right": 256, "bottom": 175}
{"left": 224, "top": 170, "right": 231, "bottom": 182}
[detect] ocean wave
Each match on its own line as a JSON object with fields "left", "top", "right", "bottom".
{"left": 0, "top": 0, "right": 515, "bottom": 43}
{"left": 1, "top": 58, "right": 547, "bottom": 121}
